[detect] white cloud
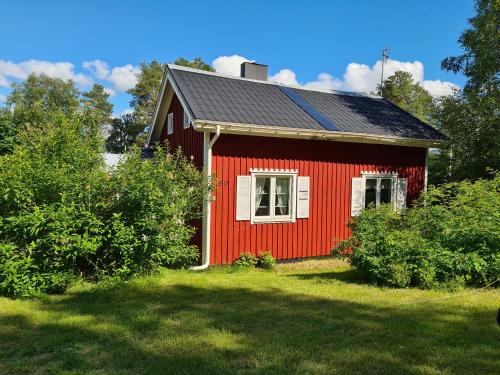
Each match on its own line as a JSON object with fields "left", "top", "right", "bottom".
{"left": 0, "top": 94, "right": 6, "bottom": 103}
{"left": 341, "top": 59, "right": 425, "bottom": 93}
{"left": 0, "top": 76, "right": 9, "bottom": 88}
{"left": 108, "top": 65, "right": 139, "bottom": 92}
{"left": 269, "top": 58, "right": 457, "bottom": 98}
{"left": 82, "top": 59, "right": 110, "bottom": 79}
{"left": 212, "top": 55, "right": 251, "bottom": 76}
{"left": 0, "top": 59, "right": 92, "bottom": 87}
{"left": 212, "top": 54, "right": 457, "bottom": 98}
{"left": 111, "top": 108, "right": 133, "bottom": 119}
{"left": 83, "top": 59, "right": 139, "bottom": 92}
{"left": 421, "top": 79, "right": 459, "bottom": 97}
{"left": 303, "top": 72, "right": 343, "bottom": 91}
{"left": 268, "top": 69, "right": 299, "bottom": 85}
{"left": 103, "top": 87, "right": 116, "bottom": 96}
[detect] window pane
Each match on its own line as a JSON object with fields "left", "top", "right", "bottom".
{"left": 380, "top": 178, "right": 393, "bottom": 204}
{"left": 275, "top": 177, "right": 291, "bottom": 216}
{"left": 365, "top": 178, "right": 376, "bottom": 208}
{"left": 255, "top": 177, "right": 270, "bottom": 216}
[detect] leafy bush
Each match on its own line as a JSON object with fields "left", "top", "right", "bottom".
{"left": 233, "top": 253, "right": 259, "bottom": 270}
{"left": 257, "top": 252, "right": 277, "bottom": 270}
{"left": 334, "top": 176, "right": 500, "bottom": 289}
{"left": 0, "top": 115, "right": 208, "bottom": 297}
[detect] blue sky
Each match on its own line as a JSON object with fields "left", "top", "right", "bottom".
{"left": 1, "top": 0, "right": 474, "bottom": 116}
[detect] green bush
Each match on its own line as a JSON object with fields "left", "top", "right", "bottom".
{"left": 233, "top": 252, "right": 259, "bottom": 270}
{"left": 0, "top": 116, "right": 208, "bottom": 297}
{"left": 257, "top": 252, "right": 277, "bottom": 270}
{"left": 334, "top": 176, "right": 500, "bottom": 289}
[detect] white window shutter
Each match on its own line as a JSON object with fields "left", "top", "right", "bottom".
{"left": 396, "top": 178, "right": 407, "bottom": 212}
{"left": 351, "top": 177, "right": 366, "bottom": 216}
{"left": 296, "top": 176, "right": 310, "bottom": 218}
{"left": 236, "top": 176, "right": 251, "bottom": 221}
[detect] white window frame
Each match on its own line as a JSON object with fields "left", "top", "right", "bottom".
{"left": 167, "top": 112, "right": 174, "bottom": 135}
{"left": 361, "top": 172, "right": 398, "bottom": 209}
{"left": 183, "top": 111, "right": 190, "bottom": 129}
{"left": 250, "top": 169, "right": 297, "bottom": 224}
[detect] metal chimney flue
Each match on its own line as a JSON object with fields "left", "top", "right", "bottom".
{"left": 240, "top": 62, "right": 268, "bottom": 81}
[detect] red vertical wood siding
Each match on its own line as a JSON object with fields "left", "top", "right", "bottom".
{"left": 159, "top": 94, "right": 204, "bottom": 249}
{"left": 210, "top": 134, "right": 426, "bottom": 265}
{"left": 160, "top": 95, "right": 204, "bottom": 169}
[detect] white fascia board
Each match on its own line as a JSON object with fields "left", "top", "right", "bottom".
{"left": 147, "top": 67, "right": 195, "bottom": 146}
{"left": 192, "top": 120, "right": 446, "bottom": 149}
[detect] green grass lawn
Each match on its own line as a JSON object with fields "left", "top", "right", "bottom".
{"left": 1, "top": 259, "right": 499, "bottom": 375}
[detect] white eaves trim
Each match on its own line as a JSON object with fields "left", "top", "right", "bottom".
{"left": 193, "top": 120, "right": 445, "bottom": 148}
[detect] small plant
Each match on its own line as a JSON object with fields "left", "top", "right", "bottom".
{"left": 257, "top": 252, "right": 277, "bottom": 270}
{"left": 233, "top": 252, "right": 258, "bottom": 270}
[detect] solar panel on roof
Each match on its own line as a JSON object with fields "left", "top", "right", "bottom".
{"left": 278, "top": 86, "right": 340, "bottom": 131}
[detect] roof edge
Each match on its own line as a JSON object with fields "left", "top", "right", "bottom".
{"left": 193, "top": 120, "right": 446, "bottom": 148}
{"left": 167, "top": 64, "right": 380, "bottom": 98}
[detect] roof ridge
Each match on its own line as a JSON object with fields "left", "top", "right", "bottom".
{"left": 167, "top": 64, "right": 382, "bottom": 99}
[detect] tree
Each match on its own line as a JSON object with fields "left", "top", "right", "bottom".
{"left": 106, "top": 114, "right": 144, "bottom": 153}
{"left": 432, "top": 0, "right": 500, "bottom": 183}
{"left": 128, "top": 57, "right": 214, "bottom": 127}
{"left": 81, "top": 83, "right": 113, "bottom": 135}
{"left": 0, "top": 110, "right": 18, "bottom": 155}
{"left": 377, "top": 71, "right": 435, "bottom": 123}
{"left": 126, "top": 57, "right": 214, "bottom": 145}
{"left": 7, "top": 74, "right": 80, "bottom": 127}
{"left": 0, "top": 74, "right": 113, "bottom": 155}
{"left": 173, "top": 57, "right": 215, "bottom": 72}
{"left": 441, "top": 0, "right": 499, "bottom": 100}
{"left": 127, "top": 60, "right": 166, "bottom": 128}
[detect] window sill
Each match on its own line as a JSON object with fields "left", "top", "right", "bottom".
{"left": 251, "top": 217, "right": 295, "bottom": 224}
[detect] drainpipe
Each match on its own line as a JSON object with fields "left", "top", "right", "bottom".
{"left": 191, "top": 125, "right": 220, "bottom": 270}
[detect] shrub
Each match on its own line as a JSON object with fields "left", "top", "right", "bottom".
{"left": 0, "top": 116, "right": 208, "bottom": 297}
{"left": 334, "top": 175, "right": 500, "bottom": 289}
{"left": 257, "top": 252, "right": 277, "bottom": 270}
{"left": 233, "top": 252, "right": 258, "bottom": 270}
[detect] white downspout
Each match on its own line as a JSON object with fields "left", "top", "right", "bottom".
{"left": 191, "top": 125, "right": 220, "bottom": 270}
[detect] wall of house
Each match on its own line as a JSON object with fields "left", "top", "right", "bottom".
{"left": 160, "top": 94, "right": 204, "bottom": 249}
{"left": 160, "top": 94, "right": 204, "bottom": 169}
{"left": 210, "top": 134, "right": 426, "bottom": 265}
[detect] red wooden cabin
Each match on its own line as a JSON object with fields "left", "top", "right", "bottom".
{"left": 147, "top": 62, "right": 444, "bottom": 268}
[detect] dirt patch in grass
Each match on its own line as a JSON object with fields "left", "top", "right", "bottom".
{"left": 276, "top": 256, "right": 350, "bottom": 272}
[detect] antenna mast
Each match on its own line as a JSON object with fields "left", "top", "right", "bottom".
{"left": 380, "top": 48, "right": 389, "bottom": 96}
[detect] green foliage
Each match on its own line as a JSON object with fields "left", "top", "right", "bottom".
{"left": 233, "top": 252, "right": 259, "bottom": 270}
{"left": 81, "top": 83, "right": 113, "bottom": 136}
{"left": 0, "top": 109, "right": 18, "bottom": 155}
{"left": 441, "top": 0, "right": 499, "bottom": 100}
{"left": 378, "top": 71, "right": 435, "bottom": 123}
{"left": 127, "top": 60, "right": 166, "bottom": 128}
{"left": 334, "top": 176, "right": 500, "bottom": 289}
{"left": 257, "top": 252, "right": 277, "bottom": 270}
{"left": 126, "top": 57, "right": 214, "bottom": 143}
{"left": 433, "top": 0, "right": 500, "bottom": 183}
{"left": 7, "top": 74, "right": 81, "bottom": 128}
{"left": 0, "top": 74, "right": 114, "bottom": 156}
{"left": 174, "top": 57, "right": 215, "bottom": 72}
{"left": 105, "top": 114, "right": 144, "bottom": 153}
{"left": 233, "top": 252, "right": 277, "bottom": 270}
{"left": 0, "top": 115, "right": 208, "bottom": 296}
{"left": 430, "top": 92, "right": 499, "bottom": 184}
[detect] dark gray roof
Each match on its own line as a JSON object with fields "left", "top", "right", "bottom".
{"left": 169, "top": 66, "right": 445, "bottom": 141}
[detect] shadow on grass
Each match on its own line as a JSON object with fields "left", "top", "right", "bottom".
{"left": 0, "top": 281, "right": 498, "bottom": 374}
{"left": 289, "top": 267, "right": 369, "bottom": 285}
